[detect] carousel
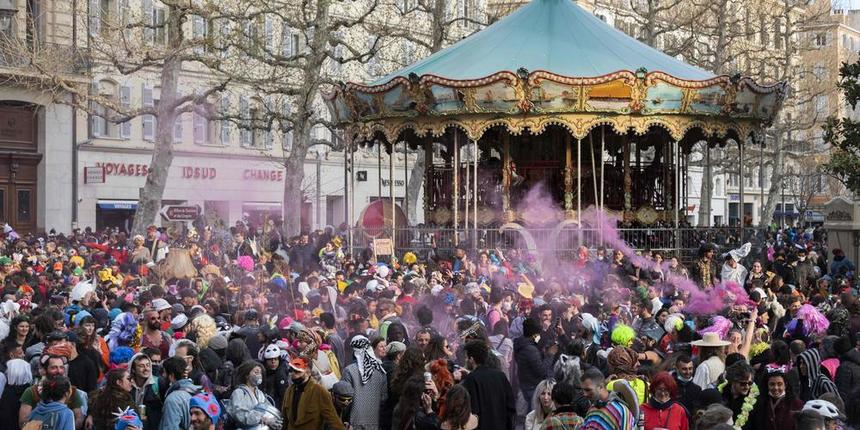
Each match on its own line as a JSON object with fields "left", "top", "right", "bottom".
{"left": 325, "top": 0, "right": 785, "bottom": 251}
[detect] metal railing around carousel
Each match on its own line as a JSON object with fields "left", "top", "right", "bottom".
{"left": 347, "top": 226, "right": 764, "bottom": 263}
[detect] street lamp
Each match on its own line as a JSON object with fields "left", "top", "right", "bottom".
{"left": 0, "top": 0, "right": 16, "bottom": 38}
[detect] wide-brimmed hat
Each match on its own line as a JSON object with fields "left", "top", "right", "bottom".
{"left": 691, "top": 332, "right": 730, "bottom": 347}
{"left": 517, "top": 282, "right": 534, "bottom": 299}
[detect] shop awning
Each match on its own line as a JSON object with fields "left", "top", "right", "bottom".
{"left": 97, "top": 200, "right": 138, "bottom": 210}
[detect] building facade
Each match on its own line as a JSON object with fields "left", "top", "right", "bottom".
{"left": 0, "top": 0, "right": 449, "bottom": 234}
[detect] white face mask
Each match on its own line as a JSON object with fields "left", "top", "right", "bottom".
{"left": 798, "top": 257, "right": 806, "bottom": 262}
{"left": 502, "top": 302, "right": 512, "bottom": 312}
{"left": 534, "top": 335, "right": 541, "bottom": 344}
{"left": 251, "top": 374, "right": 263, "bottom": 386}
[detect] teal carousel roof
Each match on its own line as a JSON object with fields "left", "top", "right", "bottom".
{"left": 325, "top": 0, "right": 786, "bottom": 144}
{"left": 372, "top": 0, "right": 713, "bottom": 83}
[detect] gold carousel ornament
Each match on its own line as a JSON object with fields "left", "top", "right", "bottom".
{"left": 325, "top": 0, "right": 785, "bottom": 249}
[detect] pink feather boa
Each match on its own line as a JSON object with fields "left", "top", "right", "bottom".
{"left": 796, "top": 304, "right": 829, "bottom": 336}
{"left": 698, "top": 316, "right": 733, "bottom": 340}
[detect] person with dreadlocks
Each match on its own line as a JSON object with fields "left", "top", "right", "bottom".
{"left": 341, "top": 335, "right": 388, "bottom": 430}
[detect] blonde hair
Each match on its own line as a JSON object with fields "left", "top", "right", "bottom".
{"left": 531, "top": 379, "right": 556, "bottom": 423}
{"left": 189, "top": 315, "right": 217, "bottom": 349}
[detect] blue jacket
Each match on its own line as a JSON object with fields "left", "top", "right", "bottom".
{"left": 30, "top": 400, "right": 75, "bottom": 430}
{"left": 158, "top": 379, "right": 200, "bottom": 430}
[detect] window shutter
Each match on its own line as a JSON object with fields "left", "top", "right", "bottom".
{"left": 142, "top": 84, "right": 155, "bottom": 141}
{"left": 155, "top": 8, "right": 166, "bottom": 45}
{"left": 89, "top": 0, "right": 101, "bottom": 36}
{"left": 173, "top": 114, "right": 183, "bottom": 143}
{"left": 193, "top": 16, "right": 205, "bottom": 54}
{"left": 219, "top": 96, "right": 230, "bottom": 145}
{"left": 265, "top": 16, "right": 274, "bottom": 51}
{"left": 281, "top": 23, "right": 292, "bottom": 56}
{"left": 90, "top": 81, "right": 103, "bottom": 138}
{"left": 120, "top": 85, "right": 132, "bottom": 139}
{"left": 142, "top": 0, "right": 154, "bottom": 43}
{"left": 239, "top": 96, "right": 251, "bottom": 146}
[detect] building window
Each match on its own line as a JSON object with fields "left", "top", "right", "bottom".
{"left": 239, "top": 96, "right": 251, "bottom": 147}
{"left": 173, "top": 114, "right": 183, "bottom": 143}
{"left": 192, "top": 99, "right": 214, "bottom": 145}
{"left": 142, "top": 84, "right": 155, "bottom": 141}
{"left": 219, "top": 95, "right": 230, "bottom": 145}
{"left": 813, "top": 63, "right": 826, "bottom": 80}
{"left": 90, "top": 80, "right": 120, "bottom": 139}
{"left": 815, "top": 32, "right": 827, "bottom": 47}
{"left": 815, "top": 95, "right": 828, "bottom": 117}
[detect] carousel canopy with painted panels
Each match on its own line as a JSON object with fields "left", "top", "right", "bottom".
{"left": 326, "top": 0, "right": 786, "bottom": 227}
{"left": 327, "top": 0, "right": 785, "bottom": 143}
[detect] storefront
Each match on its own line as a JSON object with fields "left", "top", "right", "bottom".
{"left": 78, "top": 150, "right": 288, "bottom": 231}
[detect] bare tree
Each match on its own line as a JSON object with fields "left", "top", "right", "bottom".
{"left": 0, "top": 0, "right": 389, "bottom": 237}
{"left": 379, "top": 0, "right": 487, "bottom": 224}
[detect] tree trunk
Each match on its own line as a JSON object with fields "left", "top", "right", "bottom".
{"left": 406, "top": 149, "right": 425, "bottom": 224}
{"left": 761, "top": 134, "right": 783, "bottom": 228}
{"left": 130, "top": 12, "right": 182, "bottom": 236}
{"left": 282, "top": 139, "right": 309, "bottom": 237}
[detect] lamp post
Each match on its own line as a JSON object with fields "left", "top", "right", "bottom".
{"left": 0, "top": 0, "right": 17, "bottom": 38}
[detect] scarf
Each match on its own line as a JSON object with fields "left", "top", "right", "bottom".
{"left": 350, "top": 335, "right": 385, "bottom": 385}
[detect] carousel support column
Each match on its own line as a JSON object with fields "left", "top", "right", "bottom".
{"left": 390, "top": 143, "right": 396, "bottom": 260}
{"left": 473, "top": 139, "right": 478, "bottom": 246}
{"left": 738, "top": 139, "right": 745, "bottom": 242}
{"left": 454, "top": 132, "right": 459, "bottom": 246}
{"left": 464, "top": 141, "right": 470, "bottom": 237}
{"left": 348, "top": 140, "right": 355, "bottom": 254}
{"left": 404, "top": 141, "right": 409, "bottom": 224}
{"left": 600, "top": 127, "right": 605, "bottom": 245}
{"left": 423, "top": 138, "right": 432, "bottom": 227}
{"left": 377, "top": 141, "right": 382, "bottom": 202}
{"left": 502, "top": 132, "right": 512, "bottom": 222}
{"left": 576, "top": 137, "right": 582, "bottom": 245}
{"left": 674, "top": 140, "right": 681, "bottom": 255}
{"left": 563, "top": 134, "right": 574, "bottom": 218}
{"left": 623, "top": 135, "right": 632, "bottom": 214}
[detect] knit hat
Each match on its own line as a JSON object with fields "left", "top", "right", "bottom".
{"left": 384, "top": 341, "right": 406, "bottom": 356}
{"left": 189, "top": 392, "right": 221, "bottom": 425}
{"left": 171, "top": 314, "right": 189, "bottom": 331}
{"left": 113, "top": 407, "right": 143, "bottom": 430}
{"left": 208, "top": 334, "right": 228, "bottom": 351}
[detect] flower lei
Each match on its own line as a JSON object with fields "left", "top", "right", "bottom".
{"left": 131, "top": 323, "right": 143, "bottom": 351}
{"left": 718, "top": 381, "right": 759, "bottom": 430}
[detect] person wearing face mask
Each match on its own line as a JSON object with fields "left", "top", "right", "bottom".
{"left": 281, "top": 357, "right": 345, "bottom": 430}
{"left": 228, "top": 361, "right": 282, "bottom": 429}
{"left": 514, "top": 318, "right": 551, "bottom": 414}
{"left": 641, "top": 371, "right": 689, "bottom": 430}
{"left": 748, "top": 365, "right": 802, "bottom": 430}
{"left": 794, "top": 249, "right": 817, "bottom": 291}
{"left": 672, "top": 354, "right": 702, "bottom": 414}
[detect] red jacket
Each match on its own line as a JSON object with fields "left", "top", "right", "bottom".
{"left": 641, "top": 401, "right": 689, "bottom": 430}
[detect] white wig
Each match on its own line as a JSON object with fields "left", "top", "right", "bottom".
{"left": 5, "top": 358, "right": 33, "bottom": 385}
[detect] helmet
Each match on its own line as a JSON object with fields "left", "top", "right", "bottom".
{"left": 802, "top": 399, "right": 842, "bottom": 419}
{"left": 262, "top": 344, "right": 281, "bottom": 360}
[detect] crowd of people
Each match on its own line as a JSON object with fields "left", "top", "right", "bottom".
{"left": 0, "top": 219, "right": 854, "bottom": 430}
